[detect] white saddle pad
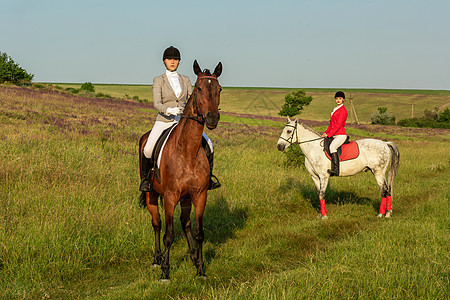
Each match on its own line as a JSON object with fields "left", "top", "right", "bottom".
{"left": 157, "top": 125, "right": 178, "bottom": 168}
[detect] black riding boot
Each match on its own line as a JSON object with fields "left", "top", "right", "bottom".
{"left": 203, "top": 138, "right": 221, "bottom": 190}
{"left": 208, "top": 154, "right": 221, "bottom": 190}
{"left": 328, "top": 152, "right": 340, "bottom": 176}
{"left": 139, "top": 154, "right": 153, "bottom": 192}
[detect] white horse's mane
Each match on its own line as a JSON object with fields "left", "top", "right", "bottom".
{"left": 297, "top": 121, "right": 320, "bottom": 136}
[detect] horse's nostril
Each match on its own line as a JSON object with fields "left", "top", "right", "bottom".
{"left": 206, "top": 112, "right": 220, "bottom": 124}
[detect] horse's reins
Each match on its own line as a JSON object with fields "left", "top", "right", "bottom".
{"left": 180, "top": 75, "right": 219, "bottom": 125}
{"left": 279, "top": 120, "right": 324, "bottom": 145}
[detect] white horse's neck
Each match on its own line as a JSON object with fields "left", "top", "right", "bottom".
{"left": 295, "top": 122, "right": 323, "bottom": 155}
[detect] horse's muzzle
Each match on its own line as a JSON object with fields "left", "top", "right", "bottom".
{"left": 277, "top": 143, "right": 286, "bottom": 151}
{"left": 206, "top": 112, "right": 220, "bottom": 129}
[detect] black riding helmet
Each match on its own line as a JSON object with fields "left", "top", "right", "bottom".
{"left": 163, "top": 46, "right": 181, "bottom": 61}
{"left": 335, "top": 91, "right": 345, "bottom": 99}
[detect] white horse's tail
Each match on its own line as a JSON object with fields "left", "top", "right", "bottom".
{"left": 386, "top": 142, "right": 400, "bottom": 195}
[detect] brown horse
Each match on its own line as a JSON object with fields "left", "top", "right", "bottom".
{"left": 138, "top": 60, "right": 222, "bottom": 281}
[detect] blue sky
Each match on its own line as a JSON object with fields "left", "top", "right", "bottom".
{"left": 1, "top": 0, "right": 449, "bottom": 89}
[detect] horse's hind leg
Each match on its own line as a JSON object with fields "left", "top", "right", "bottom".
{"left": 373, "top": 171, "right": 390, "bottom": 218}
{"left": 145, "top": 190, "right": 162, "bottom": 266}
{"left": 180, "top": 196, "right": 197, "bottom": 266}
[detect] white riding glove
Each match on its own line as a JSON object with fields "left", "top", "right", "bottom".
{"left": 165, "top": 107, "right": 181, "bottom": 116}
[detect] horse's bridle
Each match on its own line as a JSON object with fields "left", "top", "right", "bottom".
{"left": 279, "top": 120, "right": 324, "bottom": 145}
{"left": 181, "top": 75, "right": 219, "bottom": 125}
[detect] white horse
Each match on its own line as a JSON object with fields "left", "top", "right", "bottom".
{"left": 277, "top": 118, "right": 400, "bottom": 219}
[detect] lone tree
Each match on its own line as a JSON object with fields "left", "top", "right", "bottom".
{"left": 278, "top": 90, "right": 312, "bottom": 168}
{"left": 81, "top": 82, "right": 95, "bottom": 93}
{"left": 371, "top": 107, "right": 396, "bottom": 125}
{"left": 279, "top": 90, "right": 313, "bottom": 117}
{"left": 0, "top": 51, "right": 34, "bottom": 84}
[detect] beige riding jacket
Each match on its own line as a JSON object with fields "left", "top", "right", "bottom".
{"left": 152, "top": 73, "right": 193, "bottom": 123}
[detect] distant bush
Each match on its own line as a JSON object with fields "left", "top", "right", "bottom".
{"left": 424, "top": 107, "right": 439, "bottom": 121}
{"left": 65, "top": 87, "right": 80, "bottom": 94}
{"left": 279, "top": 90, "right": 313, "bottom": 117}
{"left": 0, "top": 51, "right": 34, "bottom": 84}
{"left": 438, "top": 107, "right": 450, "bottom": 123}
{"left": 371, "top": 107, "right": 396, "bottom": 125}
{"left": 95, "top": 92, "right": 112, "bottom": 99}
{"left": 398, "top": 107, "right": 450, "bottom": 129}
{"left": 81, "top": 82, "right": 95, "bottom": 93}
{"left": 282, "top": 144, "right": 305, "bottom": 168}
{"left": 33, "top": 83, "right": 45, "bottom": 89}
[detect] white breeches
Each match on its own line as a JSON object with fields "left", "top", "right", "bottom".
{"left": 143, "top": 119, "right": 213, "bottom": 158}
{"left": 329, "top": 135, "right": 347, "bottom": 153}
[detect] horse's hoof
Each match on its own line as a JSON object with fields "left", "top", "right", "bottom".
{"left": 159, "top": 278, "right": 170, "bottom": 283}
{"left": 321, "top": 215, "right": 328, "bottom": 220}
{"left": 385, "top": 210, "right": 392, "bottom": 218}
{"left": 151, "top": 263, "right": 160, "bottom": 269}
{"left": 377, "top": 213, "right": 384, "bottom": 218}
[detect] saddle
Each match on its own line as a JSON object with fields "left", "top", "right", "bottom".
{"left": 324, "top": 136, "right": 360, "bottom": 162}
{"left": 149, "top": 124, "right": 212, "bottom": 184}
{"left": 150, "top": 124, "right": 177, "bottom": 183}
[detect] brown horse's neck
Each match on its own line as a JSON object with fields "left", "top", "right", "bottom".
{"left": 175, "top": 100, "right": 205, "bottom": 161}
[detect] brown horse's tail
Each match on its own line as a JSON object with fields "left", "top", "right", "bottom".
{"left": 387, "top": 142, "right": 400, "bottom": 196}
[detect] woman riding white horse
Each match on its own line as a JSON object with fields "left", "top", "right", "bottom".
{"left": 277, "top": 118, "right": 399, "bottom": 219}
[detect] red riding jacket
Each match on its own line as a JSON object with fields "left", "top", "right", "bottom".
{"left": 325, "top": 105, "right": 348, "bottom": 137}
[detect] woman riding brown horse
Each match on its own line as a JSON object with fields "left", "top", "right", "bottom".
{"left": 139, "top": 60, "right": 222, "bottom": 281}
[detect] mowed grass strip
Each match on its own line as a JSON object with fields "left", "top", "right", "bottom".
{"left": 0, "top": 85, "right": 448, "bottom": 299}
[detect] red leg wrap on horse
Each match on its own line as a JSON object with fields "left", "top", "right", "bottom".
{"left": 386, "top": 196, "right": 392, "bottom": 211}
{"left": 320, "top": 199, "right": 327, "bottom": 216}
{"left": 379, "top": 198, "right": 387, "bottom": 215}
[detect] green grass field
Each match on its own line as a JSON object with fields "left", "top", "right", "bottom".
{"left": 1, "top": 84, "right": 449, "bottom": 299}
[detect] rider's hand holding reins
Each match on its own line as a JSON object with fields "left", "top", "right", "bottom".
{"left": 166, "top": 107, "right": 181, "bottom": 116}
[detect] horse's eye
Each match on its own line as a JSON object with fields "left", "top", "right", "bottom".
{"left": 198, "top": 87, "right": 202, "bottom": 92}
{"left": 219, "top": 87, "right": 222, "bottom": 92}
{"left": 287, "top": 130, "right": 292, "bottom": 134}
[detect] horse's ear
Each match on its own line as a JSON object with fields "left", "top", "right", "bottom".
{"left": 287, "top": 117, "right": 291, "bottom": 123}
{"left": 213, "top": 62, "right": 222, "bottom": 77}
{"left": 193, "top": 60, "right": 202, "bottom": 75}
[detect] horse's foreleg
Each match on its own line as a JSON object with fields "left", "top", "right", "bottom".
{"left": 161, "top": 197, "right": 176, "bottom": 281}
{"left": 180, "top": 196, "right": 197, "bottom": 265}
{"left": 310, "top": 174, "right": 329, "bottom": 218}
{"left": 146, "top": 190, "right": 162, "bottom": 266}
{"left": 374, "top": 172, "right": 390, "bottom": 217}
{"left": 318, "top": 176, "right": 330, "bottom": 219}
{"left": 192, "top": 191, "right": 207, "bottom": 279}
